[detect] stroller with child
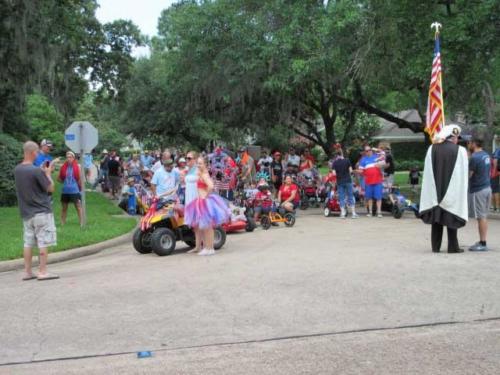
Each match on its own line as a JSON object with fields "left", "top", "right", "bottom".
{"left": 297, "top": 170, "right": 321, "bottom": 209}
{"left": 375, "top": 186, "right": 420, "bottom": 219}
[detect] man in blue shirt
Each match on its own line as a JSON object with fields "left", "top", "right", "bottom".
{"left": 151, "top": 159, "right": 180, "bottom": 200}
{"left": 468, "top": 137, "right": 491, "bottom": 251}
{"left": 33, "top": 139, "right": 53, "bottom": 167}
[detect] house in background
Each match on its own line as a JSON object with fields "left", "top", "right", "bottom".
{"left": 372, "top": 110, "right": 426, "bottom": 162}
{"left": 372, "top": 110, "right": 425, "bottom": 144}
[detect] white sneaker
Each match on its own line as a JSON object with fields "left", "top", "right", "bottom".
{"left": 351, "top": 213, "right": 359, "bottom": 219}
{"left": 340, "top": 208, "right": 346, "bottom": 219}
{"left": 366, "top": 213, "right": 372, "bottom": 217}
{"left": 198, "top": 248, "right": 215, "bottom": 256}
{"left": 377, "top": 212, "right": 383, "bottom": 218}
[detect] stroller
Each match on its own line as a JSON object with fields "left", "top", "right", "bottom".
{"left": 298, "top": 171, "right": 320, "bottom": 209}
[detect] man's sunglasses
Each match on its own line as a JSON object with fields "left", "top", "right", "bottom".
{"left": 186, "top": 157, "right": 193, "bottom": 161}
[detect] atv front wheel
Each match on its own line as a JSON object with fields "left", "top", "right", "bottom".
{"left": 133, "top": 228, "right": 152, "bottom": 254}
{"left": 151, "top": 228, "right": 177, "bottom": 256}
{"left": 184, "top": 239, "right": 196, "bottom": 249}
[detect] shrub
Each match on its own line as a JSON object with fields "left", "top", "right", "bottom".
{"left": 391, "top": 142, "right": 427, "bottom": 161}
{"left": 396, "top": 159, "right": 425, "bottom": 171}
{"left": 0, "top": 134, "right": 23, "bottom": 206}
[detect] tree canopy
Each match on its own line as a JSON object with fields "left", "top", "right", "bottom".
{"left": 1, "top": 0, "right": 498, "bottom": 157}
{"left": 0, "top": 0, "right": 143, "bottom": 137}
{"left": 122, "top": 0, "right": 499, "bottom": 155}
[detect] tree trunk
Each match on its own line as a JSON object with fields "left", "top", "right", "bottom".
{"left": 482, "top": 82, "right": 496, "bottom": 153}
{"left": 322, "top": 111, "right": 336, "bottom": 158}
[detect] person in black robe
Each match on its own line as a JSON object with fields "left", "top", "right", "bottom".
{"left": 419, "top": 125, "right": 469, "bottom": 253}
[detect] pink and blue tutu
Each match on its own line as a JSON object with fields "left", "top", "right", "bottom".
{"left": 184, "top": 194, "right": 230, "bottom": 229}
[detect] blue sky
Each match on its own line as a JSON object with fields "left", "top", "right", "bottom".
{"left": 96, "top": 0, "right": 177, "bottom": 36}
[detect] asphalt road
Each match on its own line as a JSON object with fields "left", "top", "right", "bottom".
{"left": 1, "top": 210, "right": 499, "bottom": 374}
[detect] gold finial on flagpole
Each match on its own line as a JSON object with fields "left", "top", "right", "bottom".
{"left": 431, "top": 22, "right": 442, "bottom": 35}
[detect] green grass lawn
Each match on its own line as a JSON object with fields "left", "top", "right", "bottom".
{"left": 0, "top": 184, "right": 137, "bottom": 261}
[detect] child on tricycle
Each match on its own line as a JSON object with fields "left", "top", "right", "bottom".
{"left": 253, "top": 181, "right": 273, "bottom": 222}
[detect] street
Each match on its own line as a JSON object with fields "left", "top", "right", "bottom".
{"left": 1, "top": 211, "right": 500, "bottom": 374}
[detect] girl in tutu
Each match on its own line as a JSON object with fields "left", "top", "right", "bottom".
{"left": 184, "top": 157, "right": 230, "bottom": 256}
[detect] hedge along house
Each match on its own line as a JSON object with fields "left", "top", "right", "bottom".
{"left": 372, "top": 110, "right": 427, "bottom": 169}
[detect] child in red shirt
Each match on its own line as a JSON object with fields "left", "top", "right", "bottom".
{"left": 254, "top": 182, "right": 273, "bottom": 221}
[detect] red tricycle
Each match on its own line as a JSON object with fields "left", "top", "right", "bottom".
{"left": 323, "top": 189, "right": 341, "bottom": 217}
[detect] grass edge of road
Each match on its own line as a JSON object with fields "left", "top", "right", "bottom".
{"left": 0, "top": 187, "right": 136, "bottom": 261}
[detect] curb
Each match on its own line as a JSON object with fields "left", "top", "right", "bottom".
{"left": 0, "top": 227, "right": 136, "bottom": 273}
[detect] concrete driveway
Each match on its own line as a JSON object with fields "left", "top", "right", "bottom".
{"left": 1, "top": 210, "right": 499, "bottom": 374}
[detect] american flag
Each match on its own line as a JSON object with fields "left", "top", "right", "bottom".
{"left": 425, "top": 31, "right": 445, "bottom": 141}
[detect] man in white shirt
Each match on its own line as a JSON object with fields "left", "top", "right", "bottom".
{"left": 286, "top": 147, "right": 300, "bottom": 168}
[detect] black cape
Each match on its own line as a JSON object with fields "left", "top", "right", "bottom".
{"left": 419, "top": 141, "right": 468, "bottom": 229}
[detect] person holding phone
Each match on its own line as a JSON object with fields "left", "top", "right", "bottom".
{"left": 14, "top": 141, "right": 59, "bottom": 281}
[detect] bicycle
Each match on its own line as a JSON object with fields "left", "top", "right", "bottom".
{"left": 260, "top": 202, "right": 296, "bottom": 230}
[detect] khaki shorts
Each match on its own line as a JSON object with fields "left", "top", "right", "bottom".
{"left": 23, "top": 213, "right": 57, "bottom": 249}
{"left": 468, "top": 187, "right": 492, "bottom": 219}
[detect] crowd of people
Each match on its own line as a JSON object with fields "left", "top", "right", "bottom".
{"left": 12, "top": 129, "right": 497, "bottom": 279}
{"left": 86, "top": 144, "right": 397, "bottom": 219}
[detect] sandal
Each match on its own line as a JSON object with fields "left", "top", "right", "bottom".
{"left": 37, "top": 273, "right": 60, "bottom": 281}
{"left": 22, "top": 274, "right": 37, "bottom": 281}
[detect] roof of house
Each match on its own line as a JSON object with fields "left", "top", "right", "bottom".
{"left": 373, "top": 110, "right": 425, "bottom": 142}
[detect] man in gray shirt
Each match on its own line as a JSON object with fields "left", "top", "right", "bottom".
{"left": 14, "top": 141, "right": 59, "bottom": 281}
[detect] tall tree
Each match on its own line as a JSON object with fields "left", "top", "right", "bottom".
{"left": 123, "top": 0, "right": 499, "bottom": 154}
{"left": 0, "top": 0, "right": 143, "bottom": 136}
